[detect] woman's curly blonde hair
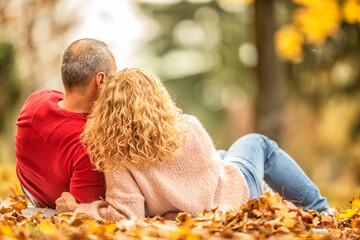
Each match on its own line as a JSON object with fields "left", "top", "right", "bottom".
{"left": 81, "top": 68, "right": 185, "bottom": 171}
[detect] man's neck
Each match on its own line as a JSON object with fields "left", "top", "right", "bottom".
{"left": 59, "top": 92, "right": 93, "bottom": 113}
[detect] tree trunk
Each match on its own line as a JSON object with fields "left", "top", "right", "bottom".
{"left": 254, "top": 0, "right": 284, "bottom": 142}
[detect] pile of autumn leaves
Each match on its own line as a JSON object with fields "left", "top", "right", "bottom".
{"left": 1, "top": 192, "right": 360, "bottom": 239}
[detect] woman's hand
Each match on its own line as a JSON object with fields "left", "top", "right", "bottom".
{"left": 55, "top": 192, "right": 79, "bottom": 213}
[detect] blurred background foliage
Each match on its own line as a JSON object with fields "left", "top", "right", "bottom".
{"left": 0, "top": 0, "right": 360, "bottom": 209}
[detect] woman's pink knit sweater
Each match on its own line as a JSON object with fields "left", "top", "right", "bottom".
{"left": 75, "top": 115, "right": 249, "bottom": 220}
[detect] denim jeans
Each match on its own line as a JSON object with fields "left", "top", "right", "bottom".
{"left": 218, "top": 133, "right": 329, "bottom": 212}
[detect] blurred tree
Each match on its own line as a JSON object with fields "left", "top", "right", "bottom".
{"left": 0, "top": 42, "right": 20, "bottom": 132}
{"left": 254, "top": 0, "right": 284, "bottom": 141}
{"left": 0, "top": 0, "right": 77, "bottom": 162}
{"left": 0, "top": 0, "right": 77, "bottom": 98}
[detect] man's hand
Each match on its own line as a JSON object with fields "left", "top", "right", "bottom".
{"left": 55, "top": 192, "right": 79, "bottom": 213}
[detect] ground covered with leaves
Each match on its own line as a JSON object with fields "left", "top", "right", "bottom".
{"left": 1, "top": 192, "right": 360, "bottom": 240}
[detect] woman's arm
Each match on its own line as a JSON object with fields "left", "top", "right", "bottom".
{"left": 56, "top": 166, "right": 145, "bottom": 221}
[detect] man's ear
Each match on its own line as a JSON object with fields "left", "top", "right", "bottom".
{"left": 95, "top": 72, "right": 106, "bottom": 88}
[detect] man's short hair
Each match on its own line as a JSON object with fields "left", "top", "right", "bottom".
{"left": 61, "top": 38, "right": 113, "bottom": 90}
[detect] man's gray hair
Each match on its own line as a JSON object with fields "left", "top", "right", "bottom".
{"left": 61, "top": 38, "right": 112, "bottom": 90}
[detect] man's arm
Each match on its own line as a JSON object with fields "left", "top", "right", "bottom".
{"left": 70, "top": 149, "right": 105, "bottom": 203}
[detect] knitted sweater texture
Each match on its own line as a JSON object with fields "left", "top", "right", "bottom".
{"left": 75, "top": 115, "right": 249, "bottom": 220}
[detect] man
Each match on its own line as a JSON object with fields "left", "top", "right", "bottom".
{"left": 15, "top": 38, "right": 117, "bottom": 208}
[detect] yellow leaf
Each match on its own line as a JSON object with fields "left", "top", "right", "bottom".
{"left": 104, "top": 223, "right": 117, "bottom": 234}
{"left": 293, "top": 0, "right": 341, "bottom": 44}
{"left": 178, "top": 226, "right": 190, "bottom": 235}
{"left": 351, "top": 198, "right": 360, "bottom": 209}
{"left": 83, "top": 219, "right": 103, "bottom": 234}
{"left": 340, "top": 208, "right": 357, "bottom": 219}
{"left": 0, "top": 226, "right": 15, "bottom": 238}
{"left": 275, "top": 24, "right": 304, "bottom": 63}
{"left": 37, "top": 221, "right": 57, "bottom": 235}
{"left": 283, "top": 217, "right": 297, "bottom": 229}
{"left": 265, "top": 192, "right": 283, "bottom": 206}
{"left": 186, "top": 234, "right": 200, "bottom": 240}
{"left": 343, "top": 0, "right": 360, "bottom": 24}
{"left": 170, "top": 231, "right": 181, "bottom": 240}
{"left": 12, "top": 201, "right": 27, "bottom": 212}
{"left": 351, "top": 219, "right": 359, "bottom": 228}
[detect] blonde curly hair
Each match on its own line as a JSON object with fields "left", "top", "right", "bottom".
{"left": 81, "top": 68, "right": 185, "bottom": 171}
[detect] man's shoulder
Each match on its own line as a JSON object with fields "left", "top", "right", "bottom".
{"left": 17, "top": 89, "right": 83, "bottom": 142}
{"left": 17, "top": 89, "right": 63, "bottom": 121}
{"left": 21, "top": 89, "right": 63, "bottom": 113}
{"left": 27, "top": 89, "right": 63, "bottom": 103}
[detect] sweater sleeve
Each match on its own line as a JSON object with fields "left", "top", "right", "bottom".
{"left": 75, "top": 166, "right": 145, "bottom": 221}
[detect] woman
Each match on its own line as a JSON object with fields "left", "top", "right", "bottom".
{"left": 56, "top": 68, "right": 332, "bottom": 220}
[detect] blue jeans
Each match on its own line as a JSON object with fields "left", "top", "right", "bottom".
{"left": 218, "top": 133, "right": 329, "bottom": 212}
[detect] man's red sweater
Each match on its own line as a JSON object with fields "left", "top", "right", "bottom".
{"left": 15, "top": 89, "right": 105, "bottom": 208}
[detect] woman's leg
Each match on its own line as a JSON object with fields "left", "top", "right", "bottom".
{"left": 223, "top": 133, "right": 329, "bottom": 211}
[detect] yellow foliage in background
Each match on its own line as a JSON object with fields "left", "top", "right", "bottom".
{"left": 215, "top": 0, "right": 360, "bottom": 63}
{"left": 275, "top": 24, "right": 304, "bottom": 63}
{"left": 343, "top": 0, "right": 360, "bottom": 24}
{"left": 275, "top": 0, "right": 360, "bottom": 62}
{"left": 276, "top": 0, "right": 341, "bottom": 62}
{"left": 293, "top": 0, "right": 340, "bottom": 45}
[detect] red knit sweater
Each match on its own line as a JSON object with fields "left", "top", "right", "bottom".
{"left": 15, "top": 89, "right": 105, "bottom": 208}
